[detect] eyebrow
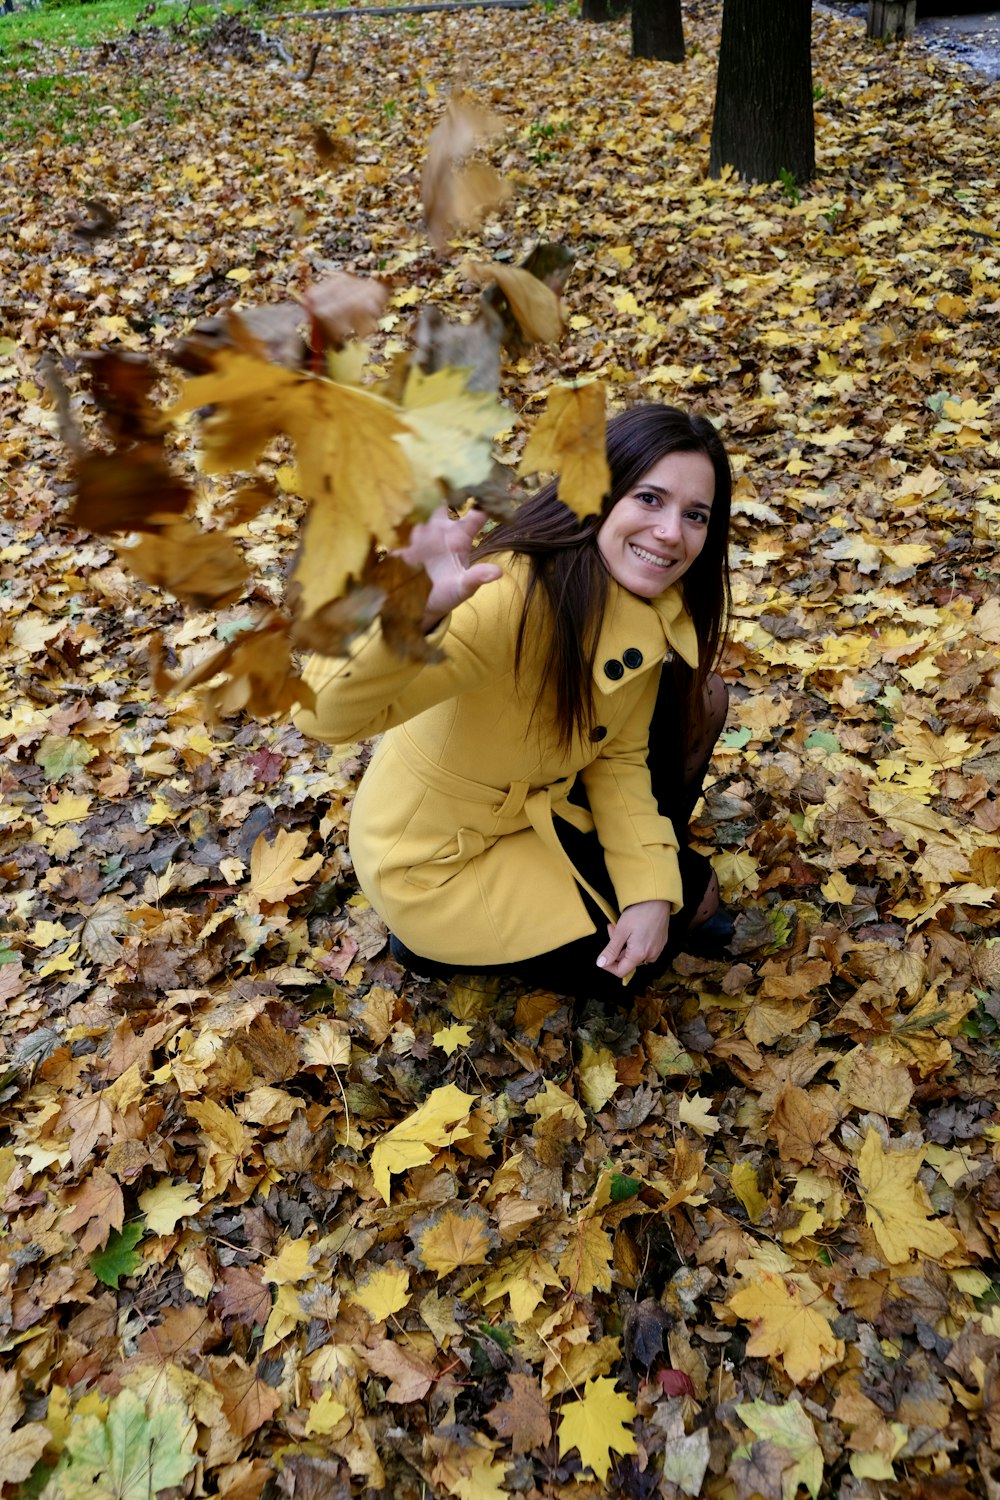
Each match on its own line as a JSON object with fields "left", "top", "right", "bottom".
{"left": 635, "top": 484, "right": 713, "bottom": 508}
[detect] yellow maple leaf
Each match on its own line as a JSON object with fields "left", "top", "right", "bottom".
{"left": 821, "top": 871, "right": 856, "bottom": 904}
{"left": 304, "top": 1389, "right": 349, "bottom": 1435}
{"left": 44, "top": 793, "right": 92, "bottom": 826}
{"left": 730, "top": 1161, "right": 768, "bottom": 1224}
{"left": 261, "top": 1237, "right": 314, "bottom": 1286}
{"left": 677, "top": 1093, "right": 721, "bottom": 1136}
{"left": 300, "top": 1019, "right": 352, "bottom": 1069}
{"left": 524, "top": 1079, "right": 586, "bottom": 1137}
{"left": 350, "top": 1266, "right": 412, "bottom": 1320}
{"left": 557, "top": 1377, "right": 637, "bottom": 1483}
{"left": 518, "top": 381, "right": 609, "bottom": 518}
{"left": 728, "top": 1270, "right": 845, "bottom": 1384}
{"left": 416, "top": 1205, "right": 493, "bottom": 1278}
{"left": 261, "top": 1283, "right": 308, "bottom": 1352}
{"left": 170, "top": 352, "right": 413, "bottom": 614}
{"left": 398, "top": 367, "right": 506, "bottom": 516}
{"left": 138, "top": 1180, "right": 203, "bottom": 1236}
{"left": 856, "top": 1129, "right": 958, "bottom": 1265}
{"left": 185, "top": 1099, "right": 251, "bottom": 1199}
{"left": 370, "top": 1084, "right": 476, "bottom": 1203}
{"left": 432, "top": 1023, "right": 474, "bottom": 1057}
{"left": 481, "top": 1248, "right": 562, "bottom": 1322}
{"left": 248, "top": 828, "right": 322, "bottom": 904}
{"left": 558, "top": 1217, "right": 613, "bottom": 1297}
{"left": 431, "top": 1431, "right": 510, "bottom": 1500}
{"left": 577, "top": 1042, "right": 618, "bottom": 1111}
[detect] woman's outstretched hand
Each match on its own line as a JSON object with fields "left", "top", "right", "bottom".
{"left": 397, "top": 505, "right": 504, "bottom": 633}
{"left": 596, "top": 900, "right": 671, "bottom": 979}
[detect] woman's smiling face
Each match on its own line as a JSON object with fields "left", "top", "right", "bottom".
{"left": 596, "top": 449, "right": 716, "bottom": 599}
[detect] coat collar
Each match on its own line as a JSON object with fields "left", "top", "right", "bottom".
{"left": 592, "top": 581, "right": 699, "bottom": 696}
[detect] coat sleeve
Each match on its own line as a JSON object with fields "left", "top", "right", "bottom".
{"left": 292, "top": 569, "right": 521, "bottom": 744}
{"left": 578, "top": 672, "right": 684, "bottom": 913}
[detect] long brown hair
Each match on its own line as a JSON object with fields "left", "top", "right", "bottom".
{"left": 479, "top": 403, "right": 732, "bottom": 750}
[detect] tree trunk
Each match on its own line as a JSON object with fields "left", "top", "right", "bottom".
{"left": 632, "top": 0, "right": 684, "bottom": 60}
{"left": 867, "top": 1, "right": 915, "bottom": 39}
{"left": 582, "top": 0, "right": 630, "bottom": 21}
{"left": 708, "top": 0, "right": 815, "bottom": 185}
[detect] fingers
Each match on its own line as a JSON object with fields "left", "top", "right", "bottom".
{"left": 458, "top": 562, "right": 503, "bottom": 595}
{"left": 596, "top": 922, "right": 630, "bottom": 976}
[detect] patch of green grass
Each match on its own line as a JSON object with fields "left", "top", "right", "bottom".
{"left": 0, "top": 0, "right": 173, "bottom": 52}
{"left": 0, "top": 58, "right": 184, "bottom": 147}
{"left": 0, "top": 1, "right": 191, "bottom": 146}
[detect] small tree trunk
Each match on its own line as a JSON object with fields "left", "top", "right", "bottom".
{"left": 581, "top": 0, "right": 629, "bottom": 21}
{"left": 867, "top": 1, "right": 915, "bottom": 38}
{"left": 632, "top": 0, "right": 684, "bottom": 61}
{"left": 709, "top": 0, "right": 815, "bottom": 185}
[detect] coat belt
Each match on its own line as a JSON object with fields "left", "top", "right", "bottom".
{"left": 394, "top": 728, "right": 620, "bottom": 928}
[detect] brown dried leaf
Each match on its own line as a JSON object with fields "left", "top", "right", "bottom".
{"left": 302, "top": 272, "right": 389, "bottom": 349}
{"left": 421, "top": 93, "right": 507, "bottom": 249}
{"left": 120, "top": 521, "right": 248, "bottom": 608}
{"left": 465, "top": 262, "right": 564, "bottom": 345}
{"left": 486, "top": 1373, "right": 551, "bottom": 1455}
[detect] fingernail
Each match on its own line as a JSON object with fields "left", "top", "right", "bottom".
{"left": 596, "top": 956, "right": 607, "bottom": 968}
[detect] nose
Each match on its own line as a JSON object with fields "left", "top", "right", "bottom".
{"left": 652, "top": 505, "right": 682, "bottom": 543}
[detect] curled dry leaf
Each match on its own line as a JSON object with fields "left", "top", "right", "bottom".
{"left": 71, "top": 197, "right": 118, "bottom": 240}
{"left": 411, "top": 301, "right": 505, "bottom": 396}
{"left": 119, "top": 521, "right": 249, "bottom": 609}
{"left": 518, "top": 380, "right": 610, "bottom": 517}
{"left": 421, "top": 92, "right": 508, "bottom": 250}
{"left": 71, "top": 450, "right": 193, "bottom": 534}
{"left": 370, "top": 553, "right": 440, "bottom": 663}
{"left": 464, "top": 261, "right": 564, "bottom": 345}
{"left": 301, "top": 271, "right": 390, "bottom": 350}
{"left": 177, "top": 305, "right": 308, "bottom": 374}
{"left": 312, "top": 121, "right": 355, "bottom": 166}
{"left": 291, "top": 583, "right": 387, "bottom": 659}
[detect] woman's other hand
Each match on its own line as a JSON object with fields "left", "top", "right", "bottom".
{"left": 397, "top": 506, "right": 504, "bottom": 632}
{"left": 596, "top": 900, "right": 671, "bottom": 978}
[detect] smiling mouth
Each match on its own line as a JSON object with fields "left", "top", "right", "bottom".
{"left": 630, "top": 544, "right": 674, "bottom": 569}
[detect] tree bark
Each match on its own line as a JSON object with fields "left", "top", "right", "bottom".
{"left": 708, "top": 0, "right": 815, "bottom": 185}
{"left": 632, "top": 0, "right": 684, "bottom": 60}
{"left": 582, "top": 0, "right": 630, "bottom": 22}
{"left": 867, "top": 1, "right": 915, "bottom": 39}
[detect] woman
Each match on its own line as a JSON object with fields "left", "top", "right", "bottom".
{"left": 293, "top": 403, "right": 733, "bottom": 1003}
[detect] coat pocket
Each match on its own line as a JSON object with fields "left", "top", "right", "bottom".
{"left": 403, "top": 827, "right": 489, "bottom": 890}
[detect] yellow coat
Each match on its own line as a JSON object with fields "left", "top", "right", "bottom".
{"left": 293, "top": 556, "right": 700, "bottom": 966}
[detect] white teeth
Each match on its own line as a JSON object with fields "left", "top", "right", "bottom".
{"left": 630, "top": 544, "right": 672, "bottom": 568}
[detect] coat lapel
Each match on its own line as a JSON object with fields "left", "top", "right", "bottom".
{"left": 592, "top": 583, "right": 699, "bottom": 697}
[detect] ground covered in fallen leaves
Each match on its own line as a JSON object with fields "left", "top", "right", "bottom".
{"left": 2, "top": 2, "right": 1000, "bottom": 1497}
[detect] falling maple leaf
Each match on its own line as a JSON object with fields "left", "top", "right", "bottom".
{"left": 465, "top": 261, "right": 564, "bottom": 344}
{"left": 421, "top": 92, "right": 510, "bottom": 250}
{"left": 518, "top": 380, "right": 609, "bottom": 517}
